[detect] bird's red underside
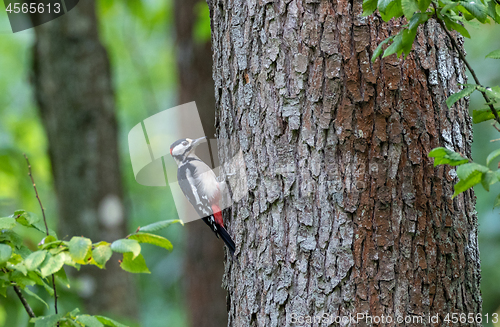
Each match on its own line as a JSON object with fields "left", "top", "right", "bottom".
{"left": 212, "top": 205, "right": 224, "bottom": 227}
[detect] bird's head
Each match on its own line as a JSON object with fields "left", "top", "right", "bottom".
{"left": 170, "top": 136, "right": 206, "bottom": 163}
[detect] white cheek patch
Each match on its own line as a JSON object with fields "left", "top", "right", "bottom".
{"left": 172, "top": 145, "right": 185, "bottom": 156}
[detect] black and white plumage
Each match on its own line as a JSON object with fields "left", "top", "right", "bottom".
{"left": 170, "top": 137, "right": 235, "bottom": 255}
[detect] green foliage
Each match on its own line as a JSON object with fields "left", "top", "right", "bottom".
{"left": 120, "top": 253, "right": 150, "bottom": 274}
{"left": 0, "top": 209, "right": 180, "bottom": 326}
{"left": 428, "top": 147, "right": 469, "bottom": 166}
{"left": 30, "top": 308, "right": 128, "bottom": 327}
{"left": 365, "top": 0, "right": 500, "bottom": 61}
{"left": 364, "top": 0, "right": 500, "bottom": 207}
{"left": 446, "top": 85, "right": 477, "bottom": 108}
{"left": 129, "top": 233, "right": 173, "bottom": 252}
{"left": 486, "top": 49, "right": 500, "bottom": 59}
{"left": 138, "top": 219, "right": 183, "bottom": 233}
{"left": 472, "top": 108, "right": 499, "bottom": 123}
{"left": 430, "top": 149, "right": 500, "bottom": 198}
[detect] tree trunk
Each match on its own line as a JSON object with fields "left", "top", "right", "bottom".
{"left": 174, "top": 0, "right": 229, "bottom": 326}
{"left": 208, "top": 0, "right": 481, "bottom": 325}
{"left": 31, "top": 1, "right": 138, "bottom": 318}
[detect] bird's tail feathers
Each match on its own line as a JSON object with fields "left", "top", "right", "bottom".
{"left": 218, "top": 225, "right": 235, "bottom": 256}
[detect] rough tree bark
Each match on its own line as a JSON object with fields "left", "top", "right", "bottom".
{"left": 31, "top": 1, "right": 138, "bottom": 318}
{"left": 174, "top": 0, "right": 228, "bottom": 326}
{"left": 208, "top": 0, "right": 481, "bottom": 325}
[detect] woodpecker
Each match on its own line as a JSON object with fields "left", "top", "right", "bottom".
{"left": 170, "top": 136, "right": 235, "bottom": 255}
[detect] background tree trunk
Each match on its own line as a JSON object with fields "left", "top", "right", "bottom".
{"left": 31, "top": 1, "right": 138, "bottom": 318}
{"left": 175, "top": 0, "right": 228, "bottom": 326}
{"left": 208, "top": 0, "right": 481, "bottom": 325}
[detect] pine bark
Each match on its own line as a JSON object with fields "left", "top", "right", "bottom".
{"left": 31, "top": 1, "right": 138, "bottom": 317}
{"left": 174, "top": 0, "right": 229, "bottom": 326}
{"left": 208, "top": 0, "right": 481, "bottom": 325}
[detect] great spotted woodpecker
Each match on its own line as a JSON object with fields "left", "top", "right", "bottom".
{"left": 170, "top": 137, "right": 235, "bottom": 255}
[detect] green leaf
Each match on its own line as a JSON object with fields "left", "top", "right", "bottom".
{"left": 441, "top": 2, "right": 459, "bottom": 14}
{"left": 363, "top": 0, "right": 378, "bottom": 15}
{"left": 481, "top": 171, "right": 498, "bottom": 191}
{"left": 59, "top": 318, "right": 80, "bottom": 327}
{"left": 418, "top": 0, "right": 432, "bottom": 12}
{"left": 456, "top": 162, "right": 490, "bottom": 180}
{"left": 494, "top": 193, "right": 500, "bottom": 208}
{"left": 401, "top": 0, "right": 419, "bottom": 18}
{"left": 486, "top": 49, "right": 500, "bottom": 59}
{"left": 472, "top": 108, "right": 500, "bottom": 123}
{"left": 95, "top": 315, "right": 128, "bottom": 327}
{"left": 40, "top": 253, "right": 65, "bottom": 278}
{"left": 75, "top": 315, "right": 104, "bottom": 327}
{"left": 28, "top": 271, "right": 54, "bottom": 296}
{"left": 401, "top": 28, "right": 418, "bottom": 57}
{"left": 378, "top": 0, "right": 394, "bottom": 12}
{"left": 428, "top": 147, "right": 469, "bottom": 166}
{"left": 0, "top": 244, "right": 12, "bottom": 263}
{"left": 15, "top": 211, "right": 39, "bottom": 227}
{"left": 67, "top": 308, "right": 81, "bottom": 319}
{"left": 129, "top": 233, "right": 173, "bottom": 252}
{"left": 17, "top": 245, "right": 32, "bottom": 259}
{"left": 10, "top": 270, "right": 33, "bottom": 285}
{"left": 486, "top": 86, "right": 500, "bottom": 101}
{"left": 24, "top": 250, "right": 47, "bottom": 271}
{"left": 39, "top": 235, "right": 57, "bottom": 248}
{"left": 487, "top": 0, "right": 500, "bottom": 23}
{"left": 446, "top": 85, "right": 476, "bottom": 108}
{"left": 68, "top": 237, "right": 92, "bottom": 263}
{"left": 443, "top": 16, "right": 471, "bottom": 38}
{"left": 138, "top": 219, "right": 183, "bottom": 233}
{"left": 379, "top": 0, "right": 404, "bottom": 20}
{"left": 120, "top": 253, "right": 150, "bottom": 274}
{"left": 24, "top": 288, "right": 49, "bottom": 309}
{"left": 111, "top": 239, "right": 141, "bottom": 259}
{"left": 0, "top": 230, "right": 22, "bottom": 247}
{"left": 460, "top": 0, "right": 488, "bottom": 22}
{"left": 31, "top": 222, "right": 58, "bottom": 238}
{"left": 487, "top": 148, "right": 500, "bottom": 166}
{"left": 92, "top": 245, "right": 113, "bottom": 268}
{"left": 383, "top": 32, "right": 404, "bottom": 58}
{"left": 371, "top": 37, "right": 393, "bottom": 62}
{"left": 8, "top": 262, "right": 27, "bottom": 276}
{"left": 55, "top": 267, "right": 70, "bottom": 288}
{"left": 58, "top": 252, "right": 80, "bottom": 270}
{"left": 408, "top": 12, "right": 430, "bottom": 31}
{"left": 0, "top": 217, "right": 17, "bottom": 230}
{"left": 31, "top": 313, "right": 63, "bottom": 327}
{"left": 453, "top": 170, "right": 482, "bottom": 198}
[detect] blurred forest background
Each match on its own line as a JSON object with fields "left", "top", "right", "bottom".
{"left": 0, "top": 1, "right": 499, "bottom": 326}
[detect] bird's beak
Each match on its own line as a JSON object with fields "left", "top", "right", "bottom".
{"left": 192, "top": 136, "right": 206, "bottom": 148}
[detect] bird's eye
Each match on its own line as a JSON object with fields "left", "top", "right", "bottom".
{"left": 182, "top": 141, "right": 188, "bottom": 146}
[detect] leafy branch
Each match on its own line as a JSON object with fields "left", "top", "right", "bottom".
{"left": 0, "top": 156, "right": 182, "bottom": 327}
{"left": 432, "top": 4, "right": 500, "bottom": 125}
{"left": 24, "top": 154, "right": 59, "bottom": 320}
{"left": 363, "top": 0, "right": 500, "bottom": 206}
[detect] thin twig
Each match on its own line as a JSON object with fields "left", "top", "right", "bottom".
{"left": 13, "top": 285, "right": 36, "bottom": 318}
{"left": 23, "top": 154, "right": 49, "bottom": 236}
{"left": 23, "top": 154, "right": 58, "bottom": 317}
{"left": 434, "top": 11, "right": 500, "bottom": 125}
{"left": 51, "top": 275, "right": 58, "bottom": 314}
{"left": 493, "top": 123, "right": 500, "bottom": 133}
